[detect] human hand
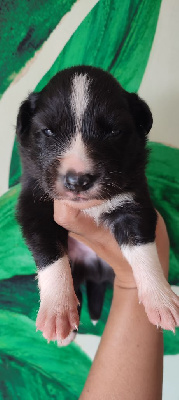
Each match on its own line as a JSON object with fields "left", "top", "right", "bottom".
{"left": 54, "top": 200, "right": 169, "bottom": 289}
{"left": 54, "top": 200, "right": 170, "bottom": 400}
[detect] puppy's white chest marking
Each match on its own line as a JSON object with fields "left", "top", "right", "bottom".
{"left": 83, "top": 193, "right": 134, "bottom": 225}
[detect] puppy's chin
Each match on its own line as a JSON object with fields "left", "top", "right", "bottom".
{"left": 54, "top": 185, "right": 103, "bottom": 209}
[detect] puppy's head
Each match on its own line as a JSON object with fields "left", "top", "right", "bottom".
{"left": 17, "top": 66, "right": 152, "bottom": 206}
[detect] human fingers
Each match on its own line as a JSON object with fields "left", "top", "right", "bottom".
{"left": 54, "top": 200, "right": 136, "bottom": 287}
{"left": 54, "top": 201, "right": 169, "bottom": 289}
{"left": 54, "top": 200, "right": 100, "bottom": 239}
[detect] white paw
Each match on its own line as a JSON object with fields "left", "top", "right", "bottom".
{"left": 36, "top": 290, "right": 79, "bottom": 344}
{"left": 36, "top": 257, "right": 79, "bottom": 345}
{"left": 139, "top": 283, "right": 179, "bottom": 332}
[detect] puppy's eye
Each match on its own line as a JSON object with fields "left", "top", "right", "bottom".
{"left": 42, "top": 128, "right": 54, "bottom": 137}
{"left": 111, "top": 130, "right": 122, "bottom": 136}
{"left": 105, "top": 129, "right": 123, "bottom": 138}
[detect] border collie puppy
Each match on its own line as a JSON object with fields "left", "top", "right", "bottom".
{"left": 16, "top": 66, "right": 179, "bottom": 346}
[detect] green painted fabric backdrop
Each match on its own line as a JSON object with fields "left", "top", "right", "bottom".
{"left": 0, "top": 0, "right": 179, "bottom": 398}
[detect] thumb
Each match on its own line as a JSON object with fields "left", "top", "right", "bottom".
{"left": 54, "top": 200, "right": 97, "bottom": 236}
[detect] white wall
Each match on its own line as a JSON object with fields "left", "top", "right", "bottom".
{"left": 139, "top": 0, "right": 179, "bottom": 148}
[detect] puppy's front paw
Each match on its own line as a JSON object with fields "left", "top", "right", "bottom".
{"left": 139, "top": 283, "right": 179, "bottom": 332}
{"left": 36, "top": 257, "right": 79, "bottom": 345}
{"left": 36, "top": 290, "right": 79, "bottom": 345}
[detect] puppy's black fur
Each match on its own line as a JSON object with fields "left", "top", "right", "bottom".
{"left": 16, "top": 66, "right": 156, "bottom": 322}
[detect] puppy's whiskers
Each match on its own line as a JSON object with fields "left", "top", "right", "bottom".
{"left": 32, "top": 181, "right": 52, "bottom": 202}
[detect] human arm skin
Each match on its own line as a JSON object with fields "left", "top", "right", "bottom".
{"left": 54, "top": 201, "right": 169, "bottom": 400}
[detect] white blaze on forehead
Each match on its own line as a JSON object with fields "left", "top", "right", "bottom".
{"left": 68, "top": 133, "right": 86, "bottom": 159}
{"left": 59, "top": 73, "right": 91, "bottom": 174}
{"left": 70, "top": 73, "right": 90, "bottom": 130}
{"left": 60, "top": 132, "right": 91, "bottom": 174}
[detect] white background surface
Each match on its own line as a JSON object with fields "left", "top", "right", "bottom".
{"left": 139, "top": 0, "right": 179, "bottom": 149}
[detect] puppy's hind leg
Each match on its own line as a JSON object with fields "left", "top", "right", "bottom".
{"left": 86, "top": 280, "right": 107, "bottom": 324}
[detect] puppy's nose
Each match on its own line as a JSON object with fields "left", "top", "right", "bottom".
{"left": 64, "top": 170, "right": 95, "bottom": 192}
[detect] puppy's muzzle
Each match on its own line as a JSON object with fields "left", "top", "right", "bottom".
{"left": 64, "top": 170, "right": 96, "bottom": 192}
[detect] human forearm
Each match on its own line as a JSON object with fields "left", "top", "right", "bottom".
{"left": 54, "top": 203, "right": 169, "bottom": 399}
{"left": 80, "top": 284, "right": 163, "bottom": 400}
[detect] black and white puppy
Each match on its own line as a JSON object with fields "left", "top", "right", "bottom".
{"left": 16, "top": 66, "right": 179, "bottom": 345}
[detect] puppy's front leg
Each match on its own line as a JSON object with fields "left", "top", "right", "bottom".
{"left": 17, "top": 189, "right": 79, "bottom": 345}
{"left": 105, "top": 206, "right": 179, "bottom": 331}
{"left": 37, "top": 256, "right": 79, "bottom": 346}
{"left": 121, "top": 242, "right": 179, "bottom": 331}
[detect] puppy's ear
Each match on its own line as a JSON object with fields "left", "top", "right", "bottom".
{"left": 126, "top": 92, "right": 153, "bottom": 135}
{"left": 16, "top": 92, "right": 39, "bottom": 141}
